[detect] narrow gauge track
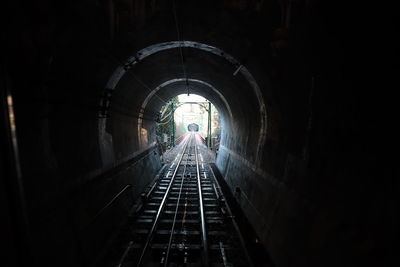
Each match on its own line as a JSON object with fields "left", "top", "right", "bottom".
{"left": 103, "top": 133, "right": 253, "bottom": 267}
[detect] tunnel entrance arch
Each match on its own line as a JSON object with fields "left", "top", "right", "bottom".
{"left": 137, "top": 78, "right": 232, "bottom": 149}
{"left": 100, "top": 41, "right": 267, "bottom": 167}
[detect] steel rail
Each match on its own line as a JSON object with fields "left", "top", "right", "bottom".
{"left": 194, "top": 134, "right": 209, "bottom": 266}
{"left": 136, "top": 134, "right": 192, "bottom": 266}
{"left": 163, "top": 134, "right": 192, "bottom": 266}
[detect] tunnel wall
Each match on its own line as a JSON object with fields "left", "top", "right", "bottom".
{"left": 4, "top": 1, "right": 396, "bottom": 267}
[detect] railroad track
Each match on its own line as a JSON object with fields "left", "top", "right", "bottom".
{"left": 103, "top": 133, "right": 253, "bottom": 267}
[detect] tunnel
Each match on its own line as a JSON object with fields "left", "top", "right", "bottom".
{"left": 101, "top": 40, "right": 266, "bottom": 170}
{"left": 1, "top": 1, "right": 396, "bottom": 267}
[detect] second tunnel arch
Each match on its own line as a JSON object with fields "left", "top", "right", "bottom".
{"left": 100, "top": 41, "right": 268, "bottom": 167}
{"left": 137, "top": 78, "right": 232, "bottom": 149}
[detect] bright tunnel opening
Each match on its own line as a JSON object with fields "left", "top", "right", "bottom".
{"left": 156, "top": 94, "right": 221, "bottom": 161}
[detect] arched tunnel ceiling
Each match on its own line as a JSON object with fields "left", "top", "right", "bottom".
{"left": 101, "top": 41, "right": 268, "bottom": 165}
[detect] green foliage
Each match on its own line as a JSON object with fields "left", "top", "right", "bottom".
{"left": 156, "top": 96, "right": 179, "bottom": 144}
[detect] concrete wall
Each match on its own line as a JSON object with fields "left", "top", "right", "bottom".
{"left": 3, "top": 1, "right": 396, "bottom": 266}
